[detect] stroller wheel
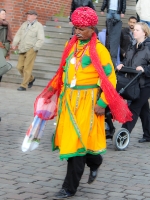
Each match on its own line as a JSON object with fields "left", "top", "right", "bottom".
{"left": 112, "top": 128, "right": 130, "bottom": 150}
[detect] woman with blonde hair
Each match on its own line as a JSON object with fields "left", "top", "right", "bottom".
{"left": 117, "top": 22, "right": 150, "bottom": 143}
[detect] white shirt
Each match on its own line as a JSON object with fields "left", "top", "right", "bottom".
{"left": 136, "top": 0, "right": 150, "bottom": 21}
{"left": 109, "top": 0, "right": 118, "bottom": 11}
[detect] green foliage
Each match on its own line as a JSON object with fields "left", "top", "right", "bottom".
{"left": 45, "top": 36, "right": 50, "bottom": 39}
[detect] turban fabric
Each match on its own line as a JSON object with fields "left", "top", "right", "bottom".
{"left": 71, "top": 7, "right": 98, "bottom": 27}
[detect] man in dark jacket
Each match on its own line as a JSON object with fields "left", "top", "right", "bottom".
{"left": 120, "top": 16, "right": 137, "bottom": 61}
{"left": 101, "top": 0, "right": 126, "bottom": 20}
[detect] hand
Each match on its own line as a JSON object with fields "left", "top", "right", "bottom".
{"left": 0, "top": 42, "right": 4, "bottom": 48}
{"left": 116, "top": 64, "right": 124, "bottom": 70}
{"left": 136, "top": 66, "right": 144, "bottom": 72}
{"left": 69, "top": 22, "right": 72, "bottom": 25}
{"left": 94, "top": 104, "right": 105, "bottom": 116}
{"left": 6, "top": 55, "right": 10, "bottom": 60}
{"left": 121, "top": 14, "right": 124, "bottom": 18}
{"left": 101, "top": 12, "right": 104, "bottom": 15}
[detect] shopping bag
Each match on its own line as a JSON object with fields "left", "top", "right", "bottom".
{"left": 35, "top": 91, "right": 58, "bottom": 120}
{"left": 21, "top": 115, "right": 46, "bottom": 152}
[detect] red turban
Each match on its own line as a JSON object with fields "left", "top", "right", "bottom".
{"left": 71, "top": 7, "right": 98, "bottom": 27}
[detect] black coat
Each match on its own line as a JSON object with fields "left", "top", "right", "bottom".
{"left": 101, "top": 0, "right": 126, "bottom": 14}
{"left": 70, "top": 0, "right": 95, "bottom": 17}
{"left": 123, "top": 37, "right": 150, "bottom": 87}
{"left": 120, "top": 27, "right": 134, "bottom": 61}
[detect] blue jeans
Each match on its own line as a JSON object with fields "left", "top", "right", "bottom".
{"left": 107, "top": 9, "right": 120, "bottom": 20}
{"left": 140, "top": 19, "right": 150, "bottom": 27}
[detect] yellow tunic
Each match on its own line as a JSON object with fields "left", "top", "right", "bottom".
{"left": 52, "top": 39, "right": 116, "bottom": 160}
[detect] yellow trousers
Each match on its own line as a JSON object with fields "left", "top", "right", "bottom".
{"left": 17, "top": 48, "right": 37, "bottom": 88}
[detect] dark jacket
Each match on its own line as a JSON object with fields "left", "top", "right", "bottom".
{"left": 0, "top": 25, "right": 8, "bottom": 43}
{"left": 70, "top": 0, "right": 95, "bottom": 19}
{"left": 123, "top": 37, "right": 150, "bottom": 87}
{"left": 120, "top": 27, "right": 135, "bottom": 61}
{"left": 101, "top": 0, "right": 126, "bottom": 14}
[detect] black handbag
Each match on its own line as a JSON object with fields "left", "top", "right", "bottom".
{"left": 116, "top": 71, "right": 141, "bottom": 101}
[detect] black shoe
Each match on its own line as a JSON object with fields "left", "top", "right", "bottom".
{"left": 138, "top": 138, "right": 150, "bottom": 143}
{"left": 17, "top": 86, "right": 26, "bottom": 91}
{"left": 28, "top": 78, "right": 35, "bottom": 88}
{"left": 87, "top": 168, "right": 99, "bottom": 184}
{"left": 53, "top": 189, "right": 74, "bottom": 199}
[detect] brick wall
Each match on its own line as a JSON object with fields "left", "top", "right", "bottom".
{"left": 0, "top": 0, "right": 72, "bottom": 35}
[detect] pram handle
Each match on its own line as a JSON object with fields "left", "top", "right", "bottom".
{"left": 118, "top": 68, "right": 143, "bottom": 95}
{"left": 118, "top": 66, "right": 143, "bottom": 74}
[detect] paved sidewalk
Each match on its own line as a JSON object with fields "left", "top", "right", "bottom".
{"left": 0, "top": 82, "right": 150, "bottom": 200}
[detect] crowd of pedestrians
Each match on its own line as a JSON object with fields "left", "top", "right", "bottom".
{"left": 1, "top": 1, "right": 150, "bottom": 200}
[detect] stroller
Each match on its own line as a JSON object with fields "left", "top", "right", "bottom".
{"left": 105, "top": 66, "right": 143, "bottom": 150}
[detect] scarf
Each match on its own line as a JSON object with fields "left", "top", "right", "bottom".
{"left": 34, "top": 33, "right": 132, "bottom": 123}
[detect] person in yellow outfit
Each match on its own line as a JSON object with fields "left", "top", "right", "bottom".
{"left": 37, "top": 7, "right": 132, "bottom": 200}
{"left": 33, "top": 7, "right": 132, "bottom": 200}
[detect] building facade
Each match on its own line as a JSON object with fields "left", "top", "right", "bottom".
{"left": 0, "top": 0, "right": 72, "bottom": 35}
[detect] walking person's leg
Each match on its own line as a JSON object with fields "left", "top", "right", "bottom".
{"left": 86, "top": 153, "right": 103, "bottom": 184}
{"left": 16, "top": 53, "right": 26, "bottom": 90}
{"left": 139, "top": 100, "right": 150, "bottom": 142}
{"left": 122, "top": 87, "right": 150, "bottom": 136}
{"left": 17, "top": 53, "right": 25, "bottom": 78}
{"left": 21, "top": 48, "right": 37, "bottom": 89}
{"left": 53, "top": 156, "right": 86, "bottom": 199}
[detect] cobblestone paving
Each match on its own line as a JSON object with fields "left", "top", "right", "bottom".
{"left": 0, "top": 82, "right": 150, "bottom": 200}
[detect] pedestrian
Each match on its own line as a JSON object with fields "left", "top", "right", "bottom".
{"left": 33, "top": 7, "right": 132, "bottom": 199}
{"left": 136, "top": 0, "right": 150, "bottom": 27}
{"left": 12, "top": 10, "right": 44, "bottom": 91}
{"left": 120, "top": 16, "right": 137, "bottom": 61}
{"left": 0, "top": 8, "right": 13, "bottom": 82}
{"left": 117, "top": 22, "right": 150, "bottom": 143}
{"left": 100, "top": 0, "right": 126, "bottom": 20}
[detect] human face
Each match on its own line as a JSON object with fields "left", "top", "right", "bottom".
{"left": 27, "top": 14, "right": 37, "bottom": 23}
{"left": 133, "top": 24, "right": 146, "bottom": 42}
{"left": 128, "top": 18, "right": 137, "bottom": 30}
{"left": 74, "top": 26, "right": 94, "bottom": 40}
{"left": 0, "top": 10, "right": 6, "bottom": 20}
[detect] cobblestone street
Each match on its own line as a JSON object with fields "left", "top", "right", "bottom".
{"left": 0, "top": 82, "right": 150, "bottom": 200}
